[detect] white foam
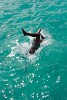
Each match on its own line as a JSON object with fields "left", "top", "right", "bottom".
{"left": 8, "top": 47, "right": 17, "bottom": 57}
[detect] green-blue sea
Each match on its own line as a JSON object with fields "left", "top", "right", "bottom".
{"left": 0, "top": 0, "right": 67, "bottom": 100}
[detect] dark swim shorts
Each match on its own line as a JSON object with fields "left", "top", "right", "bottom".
{"left": 32, "top": 40, "right": 40, "bottom": 50}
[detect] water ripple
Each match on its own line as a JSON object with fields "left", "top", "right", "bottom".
{"left": 0, "top": 0, "right": 67, "bottom": 99}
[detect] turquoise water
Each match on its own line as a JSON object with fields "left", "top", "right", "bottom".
{"left": 0, "top": 0, "right": 67, "bottom": 100}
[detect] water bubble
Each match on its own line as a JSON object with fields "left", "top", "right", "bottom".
{"left": 2, "top": 90, "right": 5, "bottom": 93}
{"left": 36, "top": 80, "right": 38, "bottom": 83}
{"left": 10, "top": 98, "right": 14, "bottom": 100}
{"left": 30, "top": 79, "right": 33, "bottom": 83}
{"left": 22, "top": 93, "right": 24, "bottom": 96}
{"left": 56, "top": 76, "right": 60, "bottom": 83}
{"left": 3, "top": 95, "right": 7, "bottom": 99}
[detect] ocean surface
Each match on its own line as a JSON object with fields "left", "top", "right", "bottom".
{"left": 0, "top": 0, "right": 67, "bottom": 100}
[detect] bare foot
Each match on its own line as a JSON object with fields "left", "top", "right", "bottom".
{"left": 22, "top": 28, "right": 27, "bottom": 36}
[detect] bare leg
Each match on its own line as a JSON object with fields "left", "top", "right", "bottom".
{"left": 22, "top": 28, "right": 40, "bottom": 37}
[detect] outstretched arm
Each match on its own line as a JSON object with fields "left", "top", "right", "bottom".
{"left": 37, "top": 28, "right": 42, "bottom": 34}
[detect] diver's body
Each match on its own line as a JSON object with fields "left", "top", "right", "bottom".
{"left": 22, "top": 28, "right": 45, "bottom": 54}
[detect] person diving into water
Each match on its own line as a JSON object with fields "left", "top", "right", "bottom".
{"left": 22, "top": 28, "right": 46, "bottom": 54}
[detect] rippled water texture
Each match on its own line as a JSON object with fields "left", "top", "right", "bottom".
{"left": 0, "top": 0, "right": 67, "bottom": 100}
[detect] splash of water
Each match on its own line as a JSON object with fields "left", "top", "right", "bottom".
{"left": 8, "top": 30, "right": 53, "bottom": 63}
